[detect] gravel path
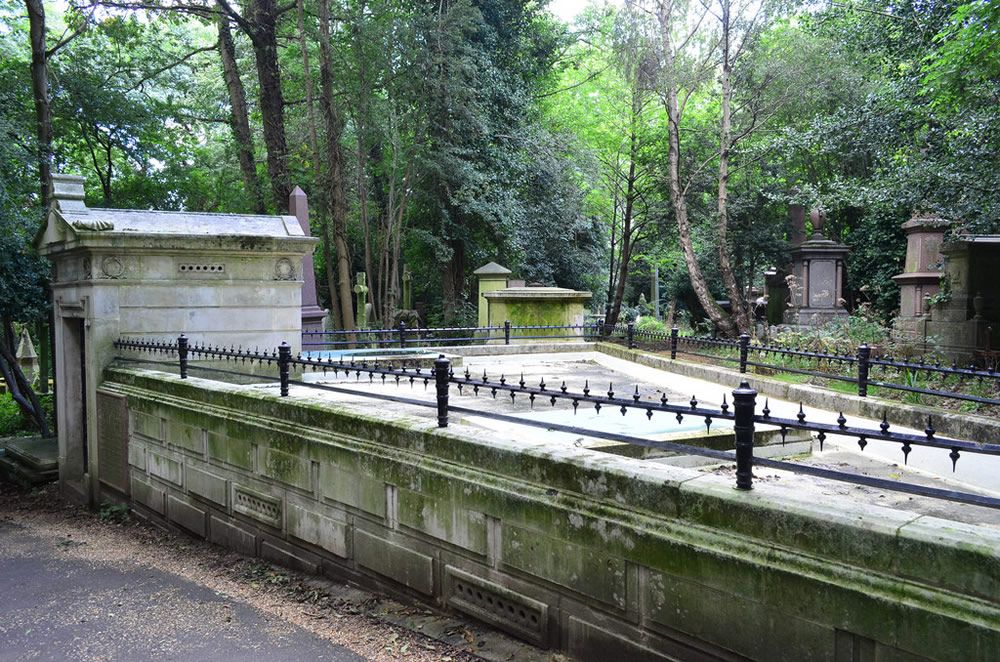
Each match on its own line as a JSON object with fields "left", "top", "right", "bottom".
{"left": 0, "top": 484, "right": 488, "bottom": 662}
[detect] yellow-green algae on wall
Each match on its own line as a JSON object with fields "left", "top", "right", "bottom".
{"left": 99, "top": 365, "right": 1000, "bottom": 662}
{"left": 484, "top": 287, "right": 591, "bottom": 340}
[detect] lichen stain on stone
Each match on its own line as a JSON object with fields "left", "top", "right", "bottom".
{"left": 578, "top": 473, "right": 609, "bottom": 497}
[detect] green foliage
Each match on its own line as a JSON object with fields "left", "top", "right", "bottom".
{"left": 0, "top": 393, "right": 22, "bottom": 437}
{"left": 0, "top": 392, "right": 51, "bottom": 437}
{"left": 97, "top": 501, "right": 131, "bottom": 523}
{"left": 635, "top": 316, "right": 667, "bottom": 334}
{"left": 3, "top": 0, "right": 998, "bottom": 330}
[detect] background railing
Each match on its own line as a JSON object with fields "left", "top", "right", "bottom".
{"left": 605, "top": 323, "right": 1000, "bottom": 409}
{"left": 302, "top": 321, "right": 596, "bottom": 349}
{"left": 113, "top": 335, "right": 1000, "bottom": 511}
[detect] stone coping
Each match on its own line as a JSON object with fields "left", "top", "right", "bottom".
{"left": 483, "top": 287, "right": 592, "bottom": 301}
{"left": 892, "top": 271, "right": 943, "bottom": 282}
{"left": 103, "top": 364, "right": 1000, "bottom": 615}
{"left": 38, "top": 233, "right": 317, "bottom": 257}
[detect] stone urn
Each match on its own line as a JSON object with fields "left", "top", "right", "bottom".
{"left": 810, "top": 208, "right": 827, "bottom": 239}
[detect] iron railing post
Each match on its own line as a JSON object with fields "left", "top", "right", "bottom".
{"left": 733, "top": 379, "right": 756, "bottom": 490}
{"left": 278, "top": 342, "right": 291, "bottom": 397}
{"left": 858, "top": 343, "right": 871, "bottom": 397}
{"left": 178, "top": 334, "right": 189, "bottom": 379}
{"left": 738, "top": 333, "right": 750, "bottom": 373}
{"left": 434, "top": 354, "right": 450, "bottom": 427}
{"left": 670, "top": 327, "right": 679, "bottom": 360}
{"left": 504, "top": 320, "right": 511, "bottom": 345}
{"left": 627, "top": 322, "right": 636, "bottom": 349}
{"left": 398, "top": 321, "right": 407, "bottom": 348}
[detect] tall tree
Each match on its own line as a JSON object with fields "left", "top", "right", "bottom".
{"left": 317, "top": 0, "right": 355, "bottom": 331}
{"left": 217, "top": 10, "right": 265, "bottom": 213}
{"left": 25, "top": 0, "right": 52, "bottom": 210}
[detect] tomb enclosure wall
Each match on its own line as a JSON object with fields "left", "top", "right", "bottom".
{"left": 98, "top": 365, "right": 1000, "bottom": 662}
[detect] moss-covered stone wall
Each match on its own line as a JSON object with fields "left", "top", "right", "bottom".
{"left": 98, "top": 366, "right": 1000, "bottom": 661}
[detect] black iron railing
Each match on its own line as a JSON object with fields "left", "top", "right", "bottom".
{"left": 606, "top": 324, "right": 1000, "bottom": 408}
{"left": 302, "top": 321, "right": 595, "bottom": 349}
{"left": 113, "top": 335, "right": 1000, "bottom": 510}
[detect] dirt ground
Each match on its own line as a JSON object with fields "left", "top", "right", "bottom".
{"left": 0, "top": 482, "right": 547, "bottom": 662}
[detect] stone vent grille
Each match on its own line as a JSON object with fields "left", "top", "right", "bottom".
{"left": 233, "top": 486, "right": 281, "bottom": 527}
{"left": 446, "top": 567, "right": 547, "bottom": 645}
{"left": 179, "top": 264, "right": 225, "bottom": 274}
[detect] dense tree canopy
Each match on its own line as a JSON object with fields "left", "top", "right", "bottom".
{"left": 2, "top": 0, "right": 998, "bottom": 343}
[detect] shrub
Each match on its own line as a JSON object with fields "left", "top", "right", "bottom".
{"left": 0, "top": 392, "right": 22, "bottom": 437}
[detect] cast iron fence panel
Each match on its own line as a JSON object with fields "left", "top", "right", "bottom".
{"left": 302, "top": 322, "right": 596, "bottom": 349}
{"left": 606, "top": 325, "right": 1000, "bottom": 407}
{"left": 113, "top": 335, "right": 1000, "bottom": 511}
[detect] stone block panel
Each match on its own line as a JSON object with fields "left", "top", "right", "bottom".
{"left": 131, "top": 476, "right": 164, "bottom": 515}
{"left": 261, "top": 447, "right": 311, "bottom": 492}
{"left": 209, "top": 515, "right": 257, "bottom": 557}
{"left": 502, "top": 524, "right": 626, "bottom": 610}
{"left": 207, "top": 434, "right": 254, "bottom": 471}
{"left": 127, "top": 442, "right": 147, "bottom": 473}
{"left": 444, "top": 565, "right": 548, "bottom": 646}
{"left": 567, "top": 616, "right": 681, "bottom": 662}
{"left": 186, "top": 465, "right": 228, "bottom": 507}
{"left": 645, "top": 569, "right": 832, "bottom": 661}
{"left": 287, "top": 503, "right": 348, "bottom": 558}
{"left": 147, "top": 452, "right": 183, "bottom": 487}
{"left": 320, "top": 463, "right": 386, "bottom": 518}
{"left": 165, "top": 420, "right": 205, "bottom": 455}
{"left": 131, "top": 411, "right": 162, "bottom": 442}
{"left": 355, "top": 529, "right": 434, "bottom": 596}
{"left": 398, "top": 488, "right": 486, "bottom": 555}
{"left": 167, "top": 495, "right": 207, "bottom": 538}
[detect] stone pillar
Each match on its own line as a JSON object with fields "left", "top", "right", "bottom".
{"left": 891, "top": 213, "right": 948, "bottom": 344}
{"left": 354, "top": 273, "right": 369, "bottom": 330}
{"left": 402, "top": 266, "right": 412, "bottom": 311}
{"left": 289, "top": 187, "right": 326, "bottom": 332}
{"left": 473, "top": 262, "right": 512, "bottom": 328}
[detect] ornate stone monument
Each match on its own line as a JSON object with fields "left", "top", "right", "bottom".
{"left": 36, "top": 173, "right": 317, "bottom": 506}
{"left": 784, "top": 209, "right": 850, "bottom": 326}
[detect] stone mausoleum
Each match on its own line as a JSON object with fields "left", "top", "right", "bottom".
{"left": 36, "top": 173, "right": 317, "bottom": 505}
{"left": 474, "top": 262, "right": 591, "bottom": 339}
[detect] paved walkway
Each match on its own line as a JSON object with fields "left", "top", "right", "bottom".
{"left": 0, "top": 520, "right": 364, "bottom": 662}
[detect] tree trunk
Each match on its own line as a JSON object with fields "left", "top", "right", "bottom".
{"left": 217, "top": 11, "right": 266, "bottom": 213}
{"left": 318, "top": 0, "right": 355, "bottom": 331}
{"left": 659, "top": 3, "right": 736, "bottom": 337}
{"left": 244, "top": 0, "right": 291, "bottom": 212}
{"left": 0, "top": 318, "right": 51, "bottom": 437}
{"left": 25, "top": 0, "right": 52, "bottom": 210}
{"left": 607, "top": 115, "right": 640, "bottom": 328}
{"left": 716, "top": 0, "right": 751, "bottom": 334}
